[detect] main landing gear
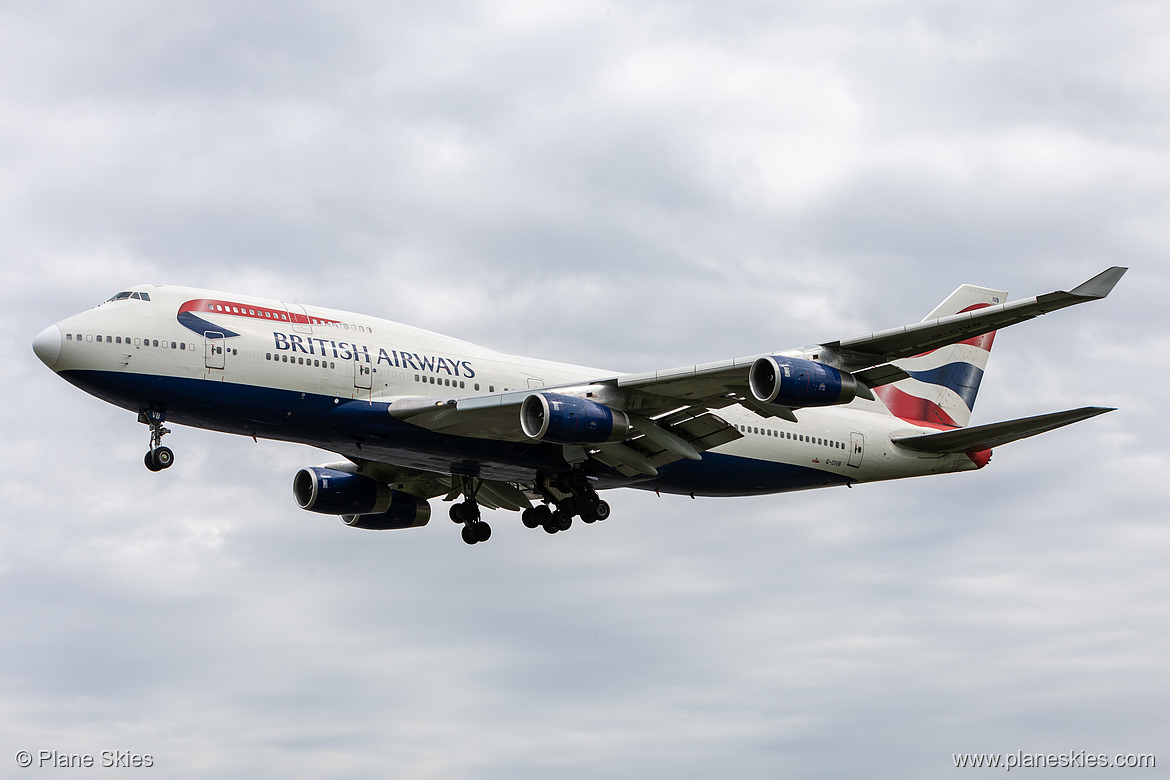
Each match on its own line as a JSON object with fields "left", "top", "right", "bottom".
{"left": 140, "top": 408, "right": 174, "bottom": 472}
{"left": 521, "top": 469, "right": 610, "bottom": 535}
{"left": 450, "top": 475, "right": 491, "bottom": 545}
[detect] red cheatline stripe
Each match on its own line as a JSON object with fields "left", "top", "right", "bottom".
{"left": 178, "top": 299, "right": 341, "bottom": 326}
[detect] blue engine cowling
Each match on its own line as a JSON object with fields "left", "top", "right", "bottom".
{"left": 341, "top": 498, "right": 430, "bottom": 530}
{"left": 293, "top": 467, "right": 430, "bottom": 529}
{"left": 520, "top": 392, "right": 630, "bottom": 444}
{"left": 748, "top": 356, "right": 859, "bottom": 408}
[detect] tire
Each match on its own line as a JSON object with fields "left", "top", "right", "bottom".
{"left": 522, "top": 508, "right": 541, "bottom": 529}
{"left": 153, "top": 446, "right": 174, "bottom": 469}
{"left": 593, "top": 500, "right": 611, "bottom": 521}
{"left": 555, "top": 511, "right": 572, "bottom": 532}
{"left": 569, "top": 470, "right": 588, "bottom": 491}
{"left": 461, "top": 524, "right": 478, "bottom": 544}
{"left": 144, "top": 451, "right": 162, "bottom": 472}
{"left": 475, "top": 522, "right": 492, "bottom": 542}
{"left": 450, "top": 504, "right": 465, "bottom": 523}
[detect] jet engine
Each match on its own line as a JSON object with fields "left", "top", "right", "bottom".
{"left": 293, "top": 467, "right": 430, "bottom": 529}
{"left": 748, "top": 356, "right": 859, "bottom": 408}
{"left": 520, "top": 392, "right": 630, "bottom": 444}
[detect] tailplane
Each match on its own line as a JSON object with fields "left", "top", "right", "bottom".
{"left": 873, "top": 284, "right": 1006, "bottom": 428}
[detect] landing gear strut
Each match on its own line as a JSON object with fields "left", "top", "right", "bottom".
{"left": 140, "top": 408, "right": 174, "bottom": 472}
{"left": 523, "top": 468, "right": 610, "bottom": 534}
{"left": 450, "top": 475, "right": 491, "bottom": 545}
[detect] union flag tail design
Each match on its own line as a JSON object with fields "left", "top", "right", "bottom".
{"left": 873, "top": 284, "right": 1007, "bottom": 429}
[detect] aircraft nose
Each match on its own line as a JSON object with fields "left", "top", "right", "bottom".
{"left": 33, "top": 324, "right": 62, "bottom": 368}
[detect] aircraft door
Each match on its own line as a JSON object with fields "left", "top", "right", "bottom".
{"left": 354, "top": 361, "right": 372, "bottom": 389}
{"left": 284, "top": 303, "right": 313, "bottom": 335}
{"left": 204, "top": 333, "right": 226, "bottom": 369}
{"left": 848, "top": 432, "right": 864, "bottom": 468}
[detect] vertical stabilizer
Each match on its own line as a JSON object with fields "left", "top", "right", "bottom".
{"left": 873, "top": 284, "right": 1006, "bottom": 428}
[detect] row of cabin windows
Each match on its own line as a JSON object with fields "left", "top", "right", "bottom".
{"left": 414, "top": 375, "right": 468, "bottom": 389}
{"left": 72, "top": 332, "right": 493, "bottom": 392}
{"left": 413, "top": 375, "right": 502, "bottom": 392}
{"left": 69, "top": 333, "right": 189, "bottom": 350}
{"left": 265, "top": 353, "right": 336, "bottom": 369}
{"left": 737, "top": 423, "right": 846, "bottom": 450}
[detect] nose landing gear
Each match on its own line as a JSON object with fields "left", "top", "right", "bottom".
{"left": 140, "top": 408, "right": 174, "bottom": 472}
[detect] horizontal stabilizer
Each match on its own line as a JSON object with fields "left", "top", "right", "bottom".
{"left": 891, "top": 407, "right": 1115, "bottom": 453}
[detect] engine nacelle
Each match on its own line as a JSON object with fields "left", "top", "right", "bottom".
{"left": 293, "top": 467, "right": 431, "bottom": 530}
{"left": 748, "top": 356, "right": 858, "bottom": 408}
{"left": 520, "top": 392, "right": 630, "bottom": 444}
{"left": 341, "top": 496, "right": 431, "bottom": 530}
{"left": 294, "top": 466, "right": 389, "bottom": 515}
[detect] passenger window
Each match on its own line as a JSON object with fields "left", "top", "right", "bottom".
{"left": 153, "top": 340, "right": 158, "bottom": 347}
{"left": 474, "top": 384, "right": 480, "bottom": 391}
{"left": 66, "top": 333, "right": 72, "bottom": 340}
{"left": 459, "top": 381, "right": 465, "bottom": 389}
{"left": 329, "top": 362, "right": 335, "bottom": 369}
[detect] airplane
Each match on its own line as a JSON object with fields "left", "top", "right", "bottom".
{"left": 31, "top": 267, "right": 1126, "bottom": 545}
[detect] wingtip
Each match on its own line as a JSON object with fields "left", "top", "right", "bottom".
{"left": 1070, "top": 266, "right": 1128, "bottom": 299}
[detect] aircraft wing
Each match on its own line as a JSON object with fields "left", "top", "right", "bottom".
{"left": 825, "top": 266, "right": 1127, "bottom": 371}
{"left": 607, "top": 266, "right": 1126, "bottom": 399}
{"left": 890, "top": 407, "right": 1114, "bottom": 453}
{"left": 338, "top": 456, "right": 537, "bottom": 511}
{"left": 378, "top": 267, "right": 1124, "bottom": 474}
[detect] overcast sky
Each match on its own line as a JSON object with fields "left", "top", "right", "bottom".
{"left": 2, "top": 1, "right": 1168, "bottom": 777}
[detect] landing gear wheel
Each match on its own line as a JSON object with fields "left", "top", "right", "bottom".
{"left": 569, "top": 470, "right": 589, "bottom": 492}
{"left": 461, "top": 524, "right": 479, "bottom": 545}
{"left": 593, "top": 500, "right": 611, "bottom": 521}
{"left": 475, "top": 521, "right": 492, "bottom": 542}
{"left": 450, "top": 504, "right": 465, "bottom": 523}
{"left": 152, "top": 446, "right": 174, "bottom": 469}
{"left": 555, "top": 511, "right": 572, "bottom": 532}
{"left": 522, "top": 508, "right": 542, "bottom": 529}
{"left": 144, "top": 451, "right": 162, "bottom": 472}
{"left": 542, "top": 521, "right": 559, "bottom": 534}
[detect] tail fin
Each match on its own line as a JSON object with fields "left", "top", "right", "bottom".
{"left": 873, "top": 284, "right": 1006, "bottom": 429}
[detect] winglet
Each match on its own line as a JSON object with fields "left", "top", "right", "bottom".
{"left": 1070, "top": 266, "right": 1128, "bottom": 299}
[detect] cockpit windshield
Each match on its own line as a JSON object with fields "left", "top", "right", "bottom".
{"left": 107, "top": 291, "right": 150, "bottom": 302}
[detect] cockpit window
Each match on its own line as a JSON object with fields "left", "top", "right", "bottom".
{"left": 106, "top": 291, "right": 151, "bottom": 302}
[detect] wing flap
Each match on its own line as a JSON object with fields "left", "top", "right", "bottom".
{"left": 891, "top": 407, "right": 1114, "bottom": 453}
